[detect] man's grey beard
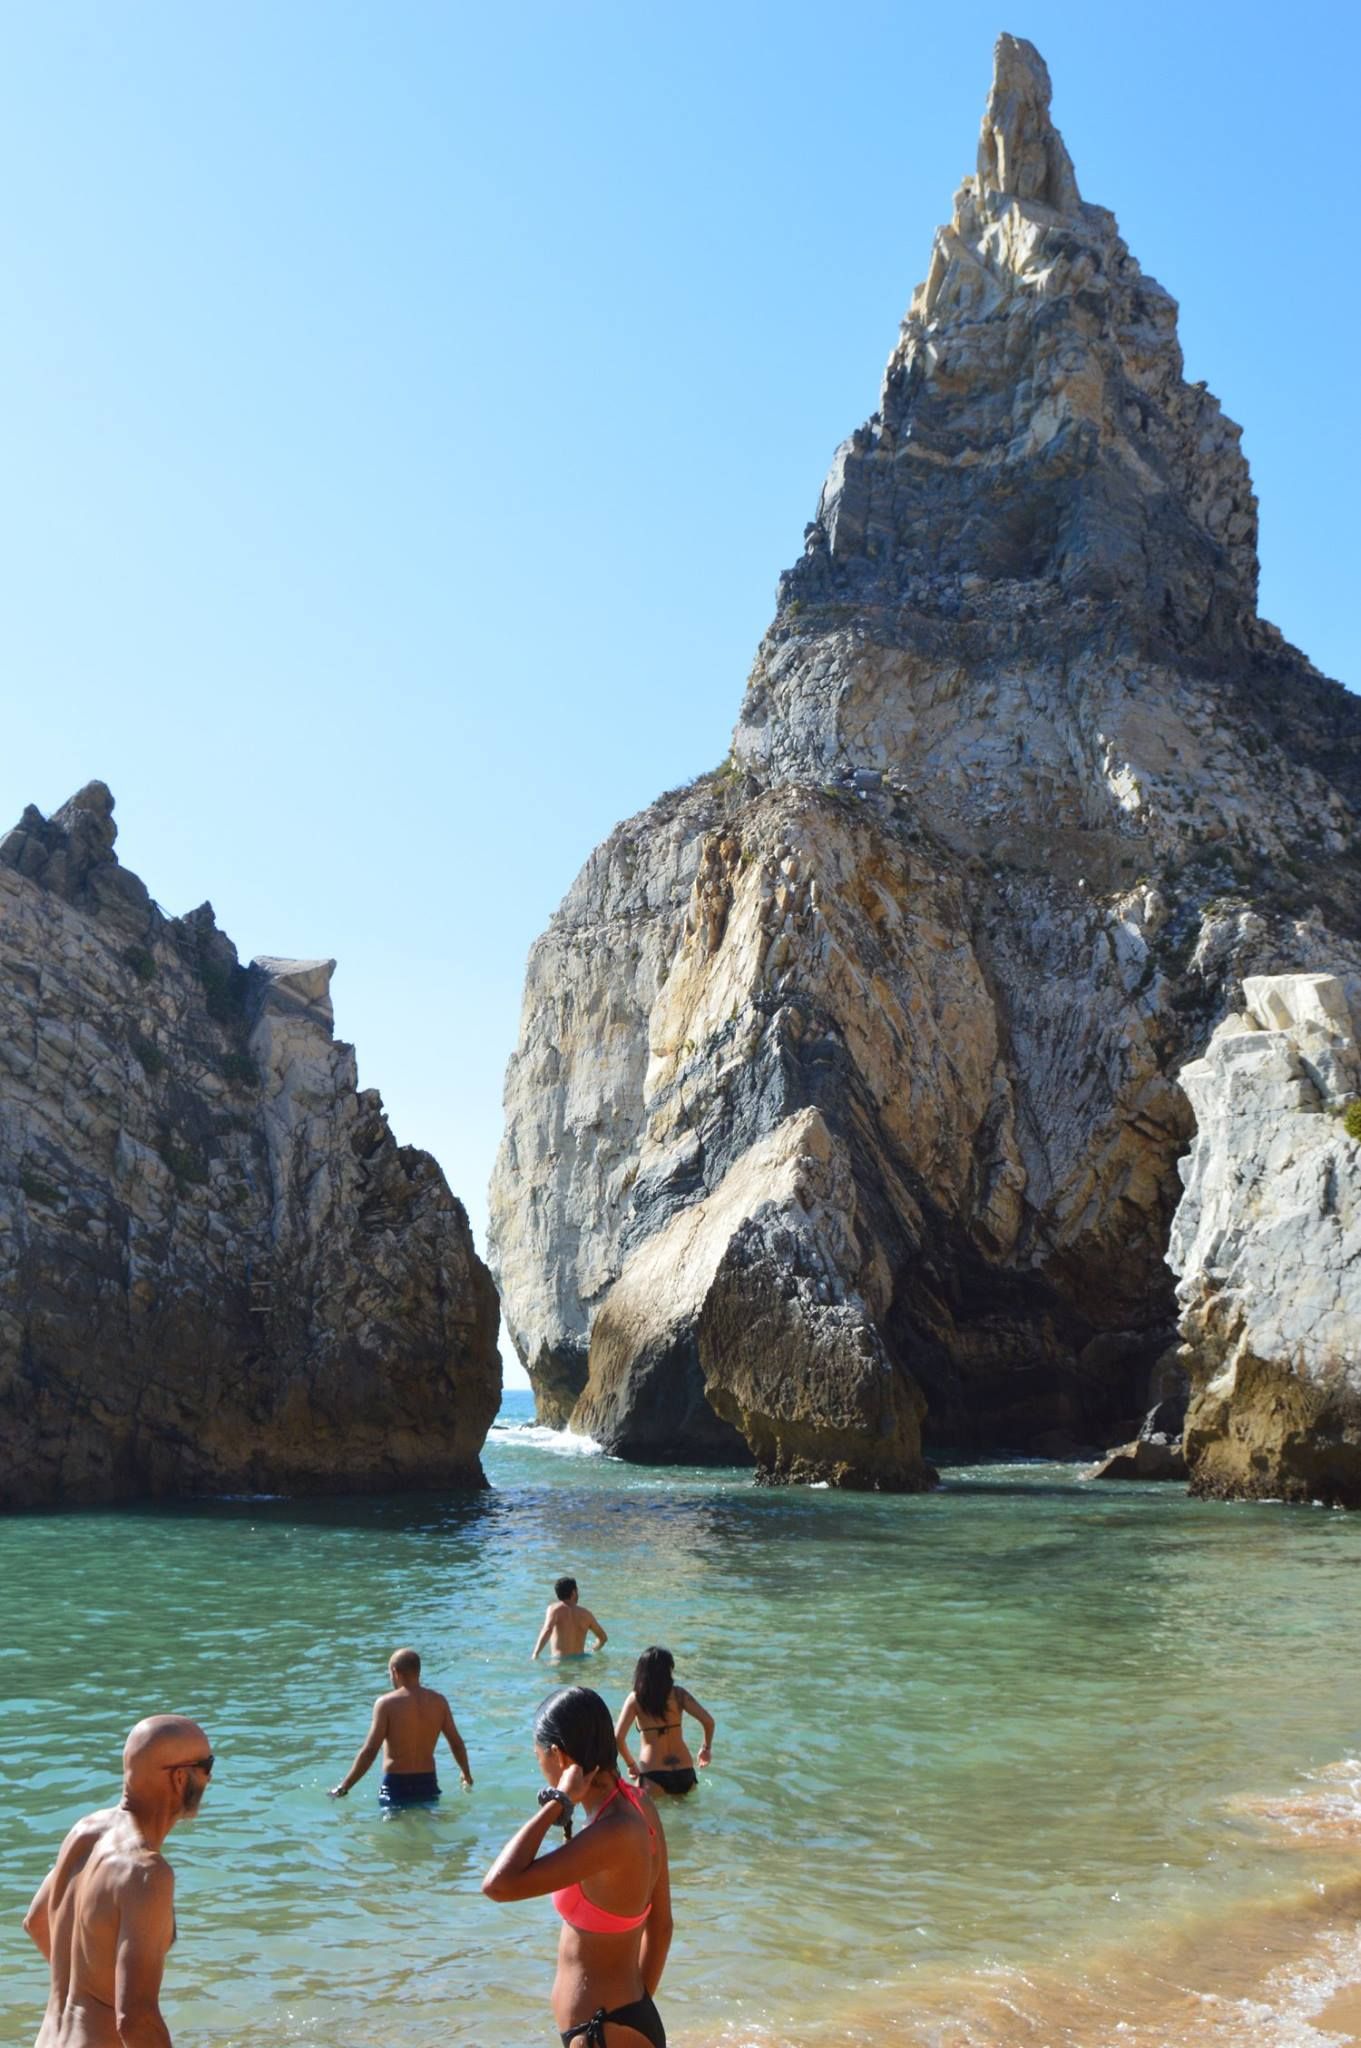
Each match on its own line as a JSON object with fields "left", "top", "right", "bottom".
{"left": 179, "top": 1779, "right": 206, "bottom": 1818}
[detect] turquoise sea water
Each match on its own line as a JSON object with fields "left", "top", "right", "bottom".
{"left": 3, "top": 1391, "right": 1361, "bottom": 2047}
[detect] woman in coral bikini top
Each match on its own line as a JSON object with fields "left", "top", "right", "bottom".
{"left": 482, "top": 1685, "right": 673, "bottom": 2048}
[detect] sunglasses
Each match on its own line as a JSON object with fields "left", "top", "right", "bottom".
{"left": 161, "top": 1754, "right": 215, "bottom": 1775}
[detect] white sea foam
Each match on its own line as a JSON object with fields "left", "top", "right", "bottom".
{"left": 1231, "top": 1757, "right": 1361, "bottom": 1844}
{"left": 1196, "top": 1923, "right": 1361, "bottom": 2047}
{"left": 489, "top": 1420, "right": 605, "bottom": 1458}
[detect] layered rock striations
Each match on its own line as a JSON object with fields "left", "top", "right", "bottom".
{"left": 1170, "top": 974, "right": 1361, "bottom": 1506}
{"left": 491, "top": 37, "right": 1361, "bottom": 1489}
{"left": 0, "top": 783, "right": 500, "bottom": 1508}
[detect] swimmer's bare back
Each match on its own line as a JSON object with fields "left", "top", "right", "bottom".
{"left": 381, "top": 1683, "right": 448, "bottom": 1773}
{"left": 536, "top": 1604, "right": 607, "bottom": 1660}
{"left": 30, "top": 1807, "right": 175, "bottom": 2048}
{"left": 330, "top": 1672, "right": 472, "bottom": 1796}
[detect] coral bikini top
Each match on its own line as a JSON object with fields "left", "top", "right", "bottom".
{"left": 553, "top": 1779, "right": 655, "bottom": 1933}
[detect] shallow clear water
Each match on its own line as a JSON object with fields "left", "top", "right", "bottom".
{"left": 3, "top": 1392, "right": 1360, "bottom": 2047}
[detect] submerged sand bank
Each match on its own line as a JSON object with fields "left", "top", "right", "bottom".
{"left": 668, "top": 1767, "right": 1361, "bottom": 2048}
{"left": 668, "top": 1899, "right": 1361, "bottom": 2047}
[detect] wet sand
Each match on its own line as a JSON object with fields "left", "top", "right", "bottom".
{"left": 1316, "top": 1988, "right": 1361, "bottom": 2044}
{"left": 1318, "top": 1990, "right": 1358, "bottom": 2039}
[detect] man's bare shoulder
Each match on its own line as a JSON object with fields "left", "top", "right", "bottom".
{"left": 546, "top": 1600, "right": 567, "bottom": 1620}
{"left": 64, "top": 1807, "right": 119, "bottom": 1849}
{"left": 86, "top": 1821, "right": 173, "bottom": 1901}
{"left": 50, "top": 1808, "right": 119, "bottom": 1886}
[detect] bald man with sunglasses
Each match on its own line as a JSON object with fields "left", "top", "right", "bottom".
{"left": 24, "top": 1714, "right": 214, "bottom": 2048}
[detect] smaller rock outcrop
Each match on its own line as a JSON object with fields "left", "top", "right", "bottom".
{"left": 1087, "top": 1399, "right": 1188, "bottom": 1483}
{"left": 1169, "top": 973, "right": 1361, "bottom": 1505}
{"left": 574, "top": 1108, "right": 933, "bottom": 1488}
{"left": 0, "top": 783, "right": 501, "bottom": 1509}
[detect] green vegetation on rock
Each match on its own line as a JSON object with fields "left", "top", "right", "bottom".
{"left": 157, "top": 1132, "right": 209, "bottom": 1188}
{"left": 131, "top": 1032, "right": 166, "bottom": 1077}
{"left": 19, "top": 1164, "right": 61, "bottom": 1205}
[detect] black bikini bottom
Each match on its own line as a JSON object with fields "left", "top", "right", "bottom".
{"left": 639, "top": 1767, "right": 697, "bottom": 1796}
{"left": 561, "top": 1993, "right": 666, "bottom": 2047}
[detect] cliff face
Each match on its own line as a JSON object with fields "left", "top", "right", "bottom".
{"left": 0, "top": 782, "right": 501, "bottom": 1509}
{"left": 1170, "top": 974, "right": 1361, "bottom": 1507}
{"left": 490, "top": 37, "right": 1361, "bottom": 1488}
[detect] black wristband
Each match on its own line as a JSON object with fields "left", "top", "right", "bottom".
{"left": 537, "top": 1786, "right": 572, "bottom": 1833}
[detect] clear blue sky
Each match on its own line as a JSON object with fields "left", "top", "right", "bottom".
{"left": 2, "top": 3, "right": 1356, "bottom": 1389}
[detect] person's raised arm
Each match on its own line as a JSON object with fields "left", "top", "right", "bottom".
{"left": 481, "top": 1775, "right": 621, "bottom": 1902}
{"left": 530, "top": 1607, "right": 553, "bottom": 1662}
{"left": 113, "top": 1860, "right": 175, "bottom": 2048}
{"left": 442, "top": 1698, "right": 473, "bottom": 1789}
{"left": 330, "top": 1699, "right": 387, "bottom": 1797}
{"left": 639, "top": 1816, "right": 672, "bottom": 1996}
{"left": 679, "top": 1686, "right": 715, "bottom": 1766}
{"left": 614, "top": 1693, "right": 641, "bottom": 1778}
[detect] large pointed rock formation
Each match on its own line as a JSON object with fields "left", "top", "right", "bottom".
{"left": 0, "top": 783, "right": 501, "bottom": 1508}
{"left": 490, "top": 37, "right": 1361, "bottom": 1490}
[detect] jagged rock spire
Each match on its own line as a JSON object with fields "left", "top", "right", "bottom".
{"left": 757, "top": 32, "right": 1260, "bottom": 673}
{"left": 721, "top": 35, "right": 1361, "bottom": 876}
{"left": 977, "top": 33, "right": 1080, "bottom": 210}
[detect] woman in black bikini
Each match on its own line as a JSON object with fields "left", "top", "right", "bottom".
{"left": 614, "top": 1648, "right": 714, "bottom": 1798}
{"left": 482, "top": 1686, "right": 672, "bottom": 2048}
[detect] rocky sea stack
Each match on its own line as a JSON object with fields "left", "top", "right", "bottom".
{"left": 490, "top": 37, "right": 1361, "bottom": 1495}
{"left": 0, "top": 782, "right": 501, "bottom": 1508}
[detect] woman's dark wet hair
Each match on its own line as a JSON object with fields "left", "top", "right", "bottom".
{"left": 633, "top": 1647, "right": 675, "bottom": 1722}
{"left": 535, "top": 1687, "right": 618, "bottom": 1776}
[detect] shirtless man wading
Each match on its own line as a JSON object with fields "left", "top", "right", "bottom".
{"left": 24, "top": 1713, "right": 215, "bottom": 2048}
{"left": 329, "top": 1647, "right": 472, "bottom": 1806}
{"left": 531, "top": 1576, "right": 608, "bottom": 1661}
